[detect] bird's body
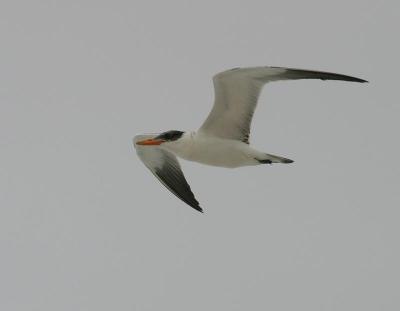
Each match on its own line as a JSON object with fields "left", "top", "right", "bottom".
{"left": 134, "top": 66, "right": 367, "bottom": 212}
{"left": 160, "top": 131, "right": 290, "bottom": 168}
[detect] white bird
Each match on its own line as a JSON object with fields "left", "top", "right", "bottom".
{"left": 134, "top": 66, "right": 367, "bottom": 212}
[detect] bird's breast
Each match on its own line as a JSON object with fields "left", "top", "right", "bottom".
{"left": 170, "top": 136, "right": 258, "bottom": 168}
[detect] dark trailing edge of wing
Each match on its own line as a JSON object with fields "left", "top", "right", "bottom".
{"left": 271, "top": 67, "right": 368, "bottom": 83}
{"left": 154, "top": 163, "right": 203, "bottom": 213}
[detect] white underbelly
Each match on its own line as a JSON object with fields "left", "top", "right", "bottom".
{"left": 170, "top": 137, "right": 260, "bottom": 168}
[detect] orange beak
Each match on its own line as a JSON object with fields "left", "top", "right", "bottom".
{"left": 136, "top": 138, "right": 165, "bottom": 146}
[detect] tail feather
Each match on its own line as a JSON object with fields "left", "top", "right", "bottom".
{"left": 257, "top": 153, "right": 294, "bottom": 164}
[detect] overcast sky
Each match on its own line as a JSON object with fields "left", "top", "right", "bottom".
{"left": 1, "top": 1, "right": 399, "bottom": 310}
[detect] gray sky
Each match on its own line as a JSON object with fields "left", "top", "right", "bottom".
{"left": 1, "top": 0, "right": 399, "bottom": 310}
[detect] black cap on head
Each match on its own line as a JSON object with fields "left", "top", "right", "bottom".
{"left": 155, "top": 130, "right": 184, "bottom": 142}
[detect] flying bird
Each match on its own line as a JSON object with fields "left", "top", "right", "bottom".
{"left": 134, "top": 66, "right": 367, "bottom": 212}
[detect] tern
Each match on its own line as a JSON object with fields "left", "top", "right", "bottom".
{"left": 134, "top": 66, "right": 367, "bottom": 212}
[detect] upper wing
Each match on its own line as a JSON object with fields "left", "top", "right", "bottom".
{"left": 199, "top": 66, "right": 367, "bottom": 143}
{"left": 133, "top": 135, "right": 202, "bottom": 213}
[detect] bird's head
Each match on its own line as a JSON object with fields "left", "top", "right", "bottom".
{"left": 135, "top": 130, "right": 185, "bottom": 146}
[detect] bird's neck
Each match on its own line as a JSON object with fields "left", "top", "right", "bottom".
{"left": 184, "top": 130, "right": 196, "bottom": 140}
{"left": 178, "top": 131, "right": 196, "bottom": 147}
{"left": 161, "top": 131, "right": 196, "bottom": 157}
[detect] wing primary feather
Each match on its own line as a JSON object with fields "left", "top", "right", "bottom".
{"left": 272, "top": 67, "right": 368, "bottom": 83}
{"left": 154, "top": 165, "right": 203, "bottom": 213}
{"left": 134, "top": 134, "right": 203, "bottom": 213}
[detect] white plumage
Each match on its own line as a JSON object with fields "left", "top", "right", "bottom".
{"left": 134, "top": 66, "right": 367, "bottom": 212}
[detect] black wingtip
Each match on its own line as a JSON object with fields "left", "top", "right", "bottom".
{"left": 320, "top": 74, "right": 368, "bottom": 83}
{"left": 349, "top": 77, "right": 368, "bottom": 83}
{"left": 280, "top": 67, "right": 368, "bottom": 84}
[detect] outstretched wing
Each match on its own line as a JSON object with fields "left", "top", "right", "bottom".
{"left": 133, "top": 135, "right": 202, "bottom": 212}
{"left": 199, "top": 66, "right": 367, "bottom": 143}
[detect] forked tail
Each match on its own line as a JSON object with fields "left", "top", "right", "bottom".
{"left": 257, "top": 153, "right": 294, "bottom": 164}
